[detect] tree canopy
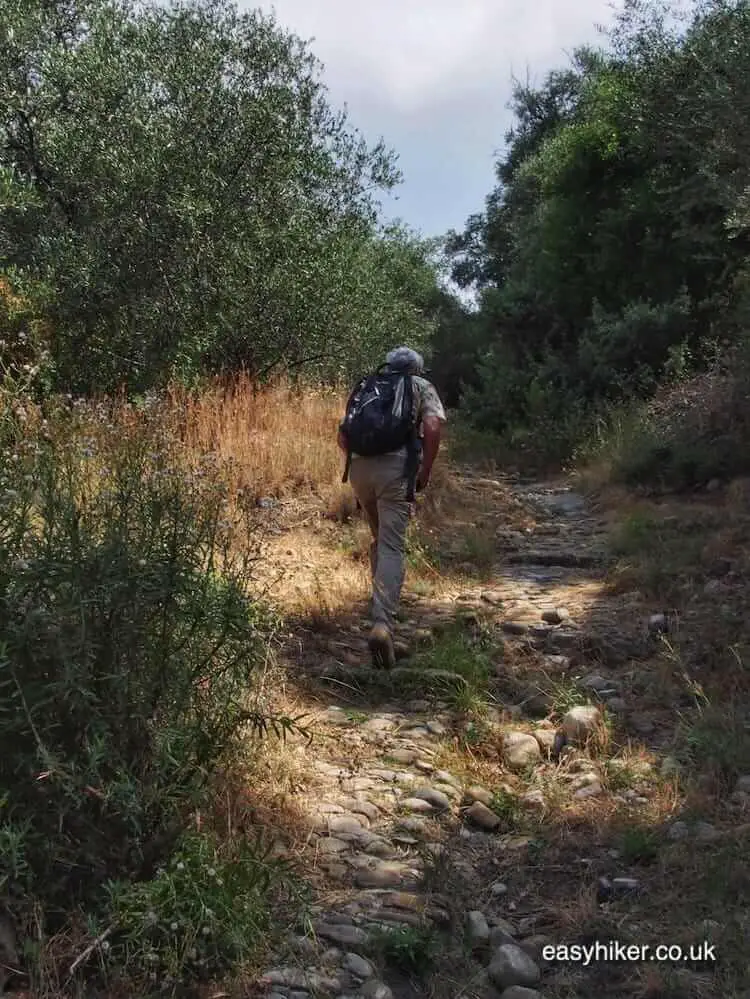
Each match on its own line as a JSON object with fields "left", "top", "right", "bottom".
{"left": 440, "top": 0, "right": 750, "bottom": 456}
{"left": 0, "top": 0, "right": 441, "bottom": 394}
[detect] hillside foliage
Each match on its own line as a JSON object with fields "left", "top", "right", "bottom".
{"left": 0, "top": 0, "right": 442, "bottom": 395}
{"left": 441, "top": 0, "right": 750, "bottom": 470}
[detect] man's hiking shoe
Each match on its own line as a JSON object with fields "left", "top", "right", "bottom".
{"left": 368, "top": 623, "right": 395, "bottom": 669}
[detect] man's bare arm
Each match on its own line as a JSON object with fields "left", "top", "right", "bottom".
{"left": 417, "top": 415, "right": 442, "bottom": 490}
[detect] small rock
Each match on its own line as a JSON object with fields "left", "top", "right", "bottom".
{"left": 668, "top": 820, "right": 690, "bottom": 841}
{"left": 317, "top": 837, "right": 350, "bottom": 855}
{"left": 574, "top": 780, "right": 603, "bottom": 799}
{"left": 369, "top": 768, "right": 398, "bottom": 782}
{"left": 467, "top": 910, "right": 490, "bottom": 948}
{"left": 630, "top": 712, "right": 655, "bottom": 734}
{"left": 395, "top": 817, "right": 433, "bottom": 839}
{"left": 411, "top": 787, "right": 452, "bottom": 811}
{"left": 503, "top": 731, "right": 541, "bottom": 771}
{"left": 542, "top": 607, "right": 570, "bottom": 625}
{"left": 433, "top": 769, "right": 462, "bottom": 788}
{"left": 329, "top": 815, "right": 368, "bottom": 837}
{"left": 520, "top": 789, "right": 545, "bottom": 810}
{"left": 363, "top": 838, "right": 399, "bottom": 858}
{"left": 465, "top": 785, "right": 494, "bottom": 807}
{"left": 580, "top": 673, "right": 612, "bottom": 693}
{"left": 605, "top": 696, "right": 627, "bottom": 714}
{"left": 348, "top": 799, "right": 381, "bottom": 822}
{"left": 547, "top": 630, "right": 581, "bottom": 654}
{"left": 401, "top": 797, "right": 435, "bottom": 814}
{"left": 561, "top": 705, "right": 602, "bottom": 744}
{"left": 323, "top": 708, "right": 352, "bottom": 726}
{"left": 365, "top": 716, "right": 397, "bottom": 733}
{"left": 498, "top": 988, "right": 544, "bottom": 999}
{"left": 533, "top": 729, "right": 556, "bottom": 753}
{"left": 466, "top": 801, "right": 501, "bottom": 831}
{"left": 315, "top": 922, "right": 368, "bottom": 948}
{"left": 736, "top": 775, "right": 750, "bottom": 794}
{"left": 263, "top": 968, "right": 342, "bottom": 991}
{"left": 695, "top": 821, "right": 719, "bottom": 843}
{"left": 415, "top": 760, "right": 434, "bottom": 773}
{"left": 354, "top": 861, "right": 411, "bottom": 888}
{"left": 648, "top": 612, "right": 668, "bottom": 634}
{"left": 521, "top": 692, "right": 553, "bottom": 718}
{"left": 427, "top": 720, "right": 447, "bottom": 736}
{"left": 520, "top": 935, "right": 553, "bottom": 964}
{"left": 343, "top": 952, "right": 374, "bottom": 979}
{"left": 288, "top": 934, "right": 318, "bottom": 958}
{"left": 612, "top": 877, "right": 641, "bottom": 895}
{"left": 407, "top": 699, "right": 431, "bottom": 712}
{"left": 482, "top": 591, "right": 505, "bottom": 605}
{"left": 528, "top": 625, "right": 553, "bottom": 642}
{"left": 491, "top": 882, "right": 508, "bottom": 898}
{"left": 502, "top": 621, "right": 528, "bottom": 636}
{"left": 489, "top": 919, "right": 517, "bottom": 948}
{"left": 488, "top": 944, "right": 541, "bottom": 989}
{"left": 360, "top": 981, "right": 394, "bottom": 999}
{"left": 543, "top": 654, "right": 571, "bottom": 673}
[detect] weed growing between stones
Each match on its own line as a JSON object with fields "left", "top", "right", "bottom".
{"left": 410, "top": 625, "right": 494, "bottom": 716}
{"left": 106, "top": 831, "right": 307, "bottom": 994}
{"left": 370, "top": 925, "right": 438, "bottom": 979}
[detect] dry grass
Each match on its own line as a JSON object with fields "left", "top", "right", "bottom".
{"left": 21, "top": 374, "right": 750, "bottom": 997}
{"left": 170, "top": 375, "right": 348, "bottom": 507}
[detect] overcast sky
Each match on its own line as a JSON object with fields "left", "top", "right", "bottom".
{"left": 244, "top": 0, "right": 621, "bottom": 240}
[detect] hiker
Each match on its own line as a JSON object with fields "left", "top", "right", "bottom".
{"left": 337, "top": 347, "right": 446, "bottom": 668}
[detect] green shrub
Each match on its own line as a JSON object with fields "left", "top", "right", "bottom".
{"left": 579, "top": 352, "right": 750, "bottom": 490}
{"left": 413, "top": 627, "right": 493, "bottom": 714}
{"left": 371, "top": 924, "right": 438, "bottom": 978}
{"left": 0, "top": 398, "right": 278, "bottom": 926}
{"left": 106, "top": 830, "right": 303, "bottom": 992}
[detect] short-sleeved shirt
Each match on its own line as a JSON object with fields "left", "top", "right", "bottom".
{"left": 411, "top": 376, "right": 447, "bottom": 434}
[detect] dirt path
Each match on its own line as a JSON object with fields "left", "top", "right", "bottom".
{"left": 251, "top": 472, "right": 728, "bottom": 999}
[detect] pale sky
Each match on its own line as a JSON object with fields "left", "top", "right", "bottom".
{"left": 246, "top": 0, "right": 621, "bottom": 240}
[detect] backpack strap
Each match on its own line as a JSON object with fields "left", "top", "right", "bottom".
{"left": 402, "top": 374, "right": 419, "bottom": 502}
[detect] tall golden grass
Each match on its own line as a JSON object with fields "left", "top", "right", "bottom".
{"left": 170, "top": 374, "right": 347, "bottom": 504}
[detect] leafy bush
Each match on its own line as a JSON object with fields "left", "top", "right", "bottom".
{"left": 0, "top": 395, "right": 277, "bottom": 926}
{"left": 0, "top": 0, "right": 437, "bottom": 394}
{"left": 604, "top": 360, "right": 750, "bottom": 490}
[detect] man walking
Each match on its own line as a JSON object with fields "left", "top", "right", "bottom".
{"left": 338, "top": 347, "right": 446, "bottom": 668}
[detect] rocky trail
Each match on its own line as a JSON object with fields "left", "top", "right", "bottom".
{"left": 251, "top": 472, "right": 732, "bottom": 999}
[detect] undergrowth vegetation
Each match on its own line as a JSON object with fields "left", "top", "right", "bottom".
{"left": 0, "top": 382, "right": 314, "bottom": 993}
{"left": 6, "top": 1, "right": 750, "bottom": 997}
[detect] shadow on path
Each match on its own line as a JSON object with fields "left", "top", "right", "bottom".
{"left": 249, "top": 474, "right": 742, "bottom": 999}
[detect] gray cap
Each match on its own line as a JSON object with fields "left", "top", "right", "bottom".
{"left": 385, "top": 346, "right": 425, "bottom": 375}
